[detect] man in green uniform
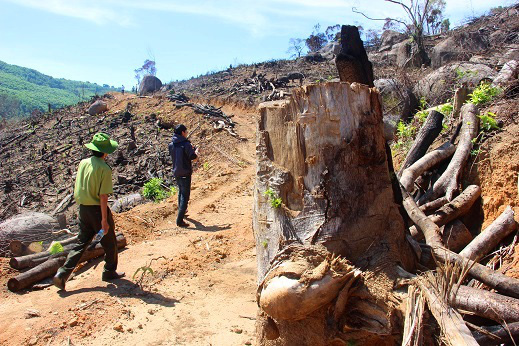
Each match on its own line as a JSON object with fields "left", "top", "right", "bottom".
{"left": 53, "top": 133, "right": 124, "bottom": 290}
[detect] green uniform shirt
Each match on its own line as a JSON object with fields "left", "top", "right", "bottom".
{"left": 74, "top": 156, "right": 113, "bottom": 205}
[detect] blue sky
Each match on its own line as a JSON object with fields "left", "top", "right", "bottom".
{"left": 0, "top": 0, "right": 513, "bottom": 89}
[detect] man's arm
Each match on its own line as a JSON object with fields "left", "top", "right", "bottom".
{"left": 100, "top": 194, "right": 109, "bottom": 234}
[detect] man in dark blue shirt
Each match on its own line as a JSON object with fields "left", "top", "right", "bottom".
{"left": 169, "top": 124, "right": 198, "bottom": 227}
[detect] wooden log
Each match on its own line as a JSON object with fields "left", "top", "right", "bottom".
{"left": 460, "top": 206, "right": 517, "bottom": 261}
{"left": 418, "top": 104, "right": 479, "bottom": 205}
{"left": 419, "top": 197, "right": 448, "bottom": 214}
{"left": 402, "top": 285, "right": 425, "bottom": 346}
{"left": 7, "top": 234, "right": 127, "bottom": 292}
{"left": 399, "top": 110, "right": 444, "bottom": 177}
{"left": 417, "top": 279, "right": 479, "bottom": 346}
{"left": 410, "top": 185, "right": 481, "bottom": 239}
{"left": 10, "top": 233, "right": 123, "bottom": 270}
{"left": 472, "top": 321, "right": 519, "bottom": 345}
{"left": 453, "top": 285, "right": 519, "bottom": 323}
{"left": 401, "top": 186, "right": 519, "bottom": 298}
{"left": 400, "top": 142, "right": 455, "bottom": 191}
{"left": 442, "top": 220, "right": 473, "bottom": 252}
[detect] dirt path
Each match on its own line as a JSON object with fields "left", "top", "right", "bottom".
{"left": 0, "top": 102, "right": 259, "bottom": 346}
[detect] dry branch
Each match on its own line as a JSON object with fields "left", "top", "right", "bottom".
{"left": 452, "top": 285, "right": 519, "bottom": 323}
{"left": 419, "top": 197, "right": 448, "bottom": 214}
{"left": 410, "top": 185, "right": 481, "bottom": 239}
{"left": 402, "top": 285, "right": 425, "bottom": 346}
{"left": 460, "top": 206, "right": 517, "bottom": 261}
{"left": 417, "top": 279, "right": 479, "bottom": 346}
{"left": 472, "top": 321, "right": 519, "bottom": 345}
{"left": 401, "top": 186, "right": 519, "bottom": 298}
{"left": 400, "top": 142, "right": 456, "bottom": 191}
{"left": 399, "top": 110, "right": 444, "bottom": 176}
{"left": 418, "top": 104, "right": 479, "bottom": 205}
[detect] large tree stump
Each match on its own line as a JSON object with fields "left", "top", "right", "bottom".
{"left": 253, "top": 82, "right": 415, "bottom": 345}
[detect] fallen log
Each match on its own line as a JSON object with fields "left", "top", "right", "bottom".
{"left": 399, "top": 110, "right": 444, "bottom": 177}
{"left": 442, "top": 220, "right": 473, "bottom": 253}
{"left": 460, "top": 206, "right": 517, "bottom": 261}
{"left": 7, "top": 234, "right": 127, "bottom": 292}
{"left": 401, "top": 185, "right": 519, "bottom": 298}
{"left": 10, "top": 233, "right": 123, "bottom": 270}
{"left": 453, "top": 285, "right": 519, "bottom": 323}
{"left": 472, "top": 321, "right": 519, "bottom": 345}
{"left": 400, "top": 142, "right": 456, "bottom": 192}
{"left": 419, "top": 197, "right": 448, "bottom": 214}
{"left": 410, "top": 185, "right": 481, "bottom": 239}
{"left": 417, "top": 279, "right": 479, "bottom": 346}
{"left": 418, "top": 104, "right": 479, "bottom": 205}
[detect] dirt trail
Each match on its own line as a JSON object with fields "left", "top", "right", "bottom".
{"left": 0, "top": 99, "right": 259, "bottom": 346}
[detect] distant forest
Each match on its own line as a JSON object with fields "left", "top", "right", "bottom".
{"left": 0, "top": 60, "right": 117, "bottom": 119}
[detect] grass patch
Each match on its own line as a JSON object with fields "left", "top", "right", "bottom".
{"left": 142, "top": 178, "right": 176, "bottom": 202}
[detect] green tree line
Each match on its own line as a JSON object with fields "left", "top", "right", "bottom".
{"left": 0, "top": 60, "right": 116, "bottom": 119}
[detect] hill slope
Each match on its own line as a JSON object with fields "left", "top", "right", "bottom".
{"left": 0, "top": 60, "right": 117, "bottom": 119}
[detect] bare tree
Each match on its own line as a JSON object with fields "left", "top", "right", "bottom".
{"left": 134, "top": 59, "right": 157, "bottom": 86}
{"left": 287, "top": 38, "right": 305, "bottom": 58}
{"left": 353, "top": 0, "right": 448, "bottom": 66}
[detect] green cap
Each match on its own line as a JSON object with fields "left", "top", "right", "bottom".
{"left": 84, "top": 132, "right": 119, "bottom": 154}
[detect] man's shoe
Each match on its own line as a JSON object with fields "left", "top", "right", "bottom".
{"left": 102, "top": 271, "right": 126, "bottom": 282}
{"left": 53, "top": 272, "right": 67, "bottom": 290}
{"left": 177, "top": 221, "right": 189, "bottom": 228}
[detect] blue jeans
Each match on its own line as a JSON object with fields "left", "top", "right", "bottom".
{"left": 176, "top": 176, "right": 191, "bottom": 224}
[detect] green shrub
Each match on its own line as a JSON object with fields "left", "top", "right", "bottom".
{"left": 142, "top": 178, "right": 175, "bottom": 202}
{"left": 437, "top": 102, "right": 453, "bottom": 116}
{"left": 468, "top": 82, "right": 501, "bottom": 105}
{"left": 264, "top": 188, "right": 282, "bottom": 208}
{"left": 478, "top": 112, "right": 500, "bottom": 132}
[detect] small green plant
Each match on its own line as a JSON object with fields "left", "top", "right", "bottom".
{"left": 470, "top": 148, "right": 481, "bottom": 156}
{"left": 142, "top": 178, "right": 175, "bottom": 202}
{"left": 264, "top": 188, "right": 282, "bottom": 208}
{"left": 133, "top": 256, "right": 166, "bottom": 290}
{"left": 396, "top": 121, "right": 416, "bottom": 139}
{"left": 261, "top": 240, "right": 268, "bottom": 248}
{"left": 419, "top": 96, "right": 428, "bottom": 110}
{"left": 478, "top": 111, "right": 500, "bottom": 132}
{"left": 203, "top": 162, "right": 210, "bottom": 170}
{"left": 455, "top": 68, "right": 477, "bottom": 80}
{"left": 48, "top": 241, "right": 64, "bottom": 255}
{"left": 416, "top": 110, "right": 428, "bottom": 123}
{"left": 437, "top": 102, "right": 453, "bottom": 116}
{"left": 468, "top": 82, "right": 501, "bottom": 105}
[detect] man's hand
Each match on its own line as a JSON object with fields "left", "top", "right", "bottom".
{"left": 100, "top": 194, "right": 110, "bottom": 234}
{"left": 101, "top": 220, "right": 109, "bottom": 235}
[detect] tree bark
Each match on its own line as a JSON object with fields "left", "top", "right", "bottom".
{"left": 400, "top": 142, "right": 455, "bottom": 192}
{"left": 402, "top": 188, "right": 519, "bottom": 298}
{"left": 254, "top": 82, "right": 414, "bottom": 345}
{"left": 398, "top": 110, "right": 444, "bottom": 176}
{"left": 442, "top": 220, "right": 473, "bottom": 253}
{"left": 417, "top": 280, "right": 479, "bottom": 346}
{"left": 452, "top": 285, "right": 519, "bottom": 323}
{"left": 472, "top": 322, "right": 519, "bottom": 345}
{"left": 7, "top": 234, "right": 127, "bottom": 292}
{"left": 335, "top": 26, "right": 374, "bottom": 87}
{"left": 10, "top": 232, "right": 123, "bottom": 270}
{"left": 459, "top": 206, "right": 517, "bottom": 261}
{"left": 419, "top": 197, "right": 448, "bottom": 214}
{"left": 418, "top": 104, "right": 479, "bottom": 204}
{"left": 410, "top": 185, "right": 481, "bottom": 239}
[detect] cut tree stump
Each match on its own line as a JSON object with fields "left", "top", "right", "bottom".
{"left": 254, "top": 81, "right": 414, "bottom": 345}
{"left": 460, "top": 206, "right": 517, "bottom": 261}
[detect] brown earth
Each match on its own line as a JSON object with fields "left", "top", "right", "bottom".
{"left": 0, "top": 94, "right": 259, "bottom": 346}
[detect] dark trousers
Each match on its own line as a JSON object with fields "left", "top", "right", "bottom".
{"left": 57, "top": 205, "right": 118, "bottom": 279}
{"left": 176, "top": 176, "right": 191, "bottom": 224}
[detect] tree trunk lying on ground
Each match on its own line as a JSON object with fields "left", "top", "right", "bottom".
{"left": 10, "top": 232, "right": 124, "bottom": 270}
{"left": 398, "top": 110, "right": 444, "bottom": 177}
{"left": 419, "top": 196, "right": 449, "bottom": 214}
{"left": 418, "top": 104, "right": 479, "bottom": 205}
{"left": 400, "top": 142, "right": 456, "bottom": 192}
{"left": 459, "top": 206, "right": 517, "bottom": 261}
{"left": 452, "top": 285, "right": 519, "bottom": 323}
{"left": 402, "top": 187, "right": 519, "bottom": 299}
{"left": 472, "top": 321, "right": 519, "bottom": 345}
{"left": 410, "top": 185, "right": 481, "bottom": 239}
{"left": 7, "top": 233, "right": 127, "bottom": 292}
